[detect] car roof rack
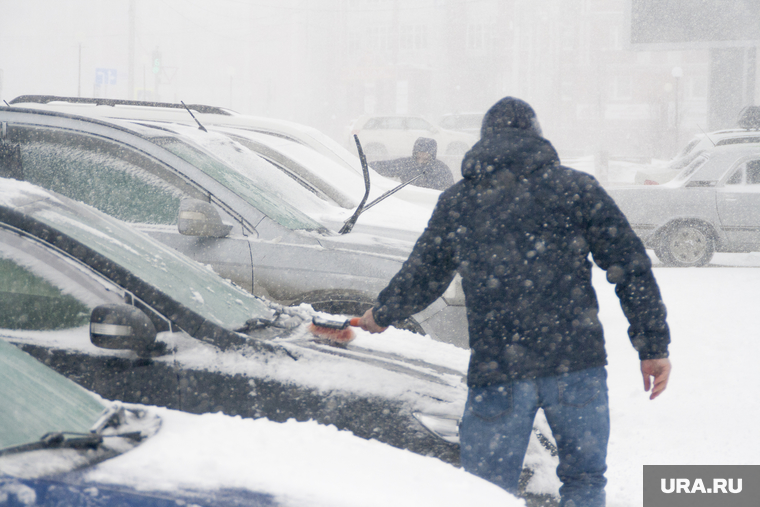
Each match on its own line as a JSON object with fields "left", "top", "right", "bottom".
{"left": 8, "top": 95, "right": 235, "bottom": 116}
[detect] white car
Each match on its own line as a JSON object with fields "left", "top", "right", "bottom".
{"left": 438, "top": 112, "right": 485, "bottom": 136}
{"left": 346, "top": 114, "right": 477, "bottom": 179}
{"left": 634, "top": 107, "right": 760, "bottom": 185}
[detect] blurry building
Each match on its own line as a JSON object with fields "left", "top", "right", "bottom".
{"left": 279, "top": 0, "right": 743, "bottom": 161}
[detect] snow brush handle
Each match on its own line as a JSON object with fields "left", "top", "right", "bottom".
{"left": 349, "top": 317, "right": 361, "bottom": 327}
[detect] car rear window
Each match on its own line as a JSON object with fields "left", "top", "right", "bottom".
{"left": 716, "top": 137, "right": 760, "bottom": 146}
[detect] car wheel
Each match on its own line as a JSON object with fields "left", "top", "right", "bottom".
{"left": 653, "top": 241, "right": 675, "bottom": 265}
{"left": 659, "top": 223, "right": 714, "bottom": 267}
{"left": 294, "top": 292, "right": 425, "bottom": 335}
{"left": 363, "top": 143, "right": 388, "bottom": 161}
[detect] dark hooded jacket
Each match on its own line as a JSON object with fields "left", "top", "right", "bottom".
{"left": 371, "top": 138, "right": 455, "bottom": 191}
{"left": 373, "top": 103, "right": 670, "bottom": 386}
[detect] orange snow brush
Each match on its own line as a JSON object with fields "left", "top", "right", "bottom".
{"left": 308, "top": 316, "right": 361, "bottom": 344}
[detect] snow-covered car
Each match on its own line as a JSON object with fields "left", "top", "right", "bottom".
{"left": 8, "top": 95, "right": 442, "bottom": 212}
{"left": 633, "top": 107, "right": 760, "bottom": 185}
{"left": 0, "top": 106, "right": 467, "bottom": 347}
{"left": 346, "top": 114, "right": 476, "bottom": 178}
{"left": 608, "top": 143, "right": 760, "bottom": 266}
{"left": 0, "top": 337, "right": 520, "bottom": 507}
{"left": 438, "top": 112, "right": 484, "bottom": 136}
{"left": 0, "top": 177, "right": 468, "bottom": 463}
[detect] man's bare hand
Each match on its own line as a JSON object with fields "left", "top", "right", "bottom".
{"left": 641, "top": 358, "right": 671, "bottom": 400}
{"left": 356, "top": 308, "right": 388, "bottom": 334}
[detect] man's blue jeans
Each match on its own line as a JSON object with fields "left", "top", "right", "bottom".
{"left": 460, "top": 367, "right": 609, "bottom": 507}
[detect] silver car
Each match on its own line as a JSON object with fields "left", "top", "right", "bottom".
{"left": 608, "top": 143, "right": 760, "bottom": 267}
{"left": 0, "top": 107, "right": 467, "bottom": 346}
{"left": 8, "top": 95, "right": 443, "bottom": 212}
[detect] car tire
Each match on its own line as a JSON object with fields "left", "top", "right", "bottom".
{"left": 658, "top": 223, "right": 715, "bottom": 267}
{"left": 653, "top": 241, "right": 675, "bottom": 265}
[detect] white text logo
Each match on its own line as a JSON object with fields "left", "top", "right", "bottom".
{"left": 661, "top": 478, "right": 742, "bottom": 494}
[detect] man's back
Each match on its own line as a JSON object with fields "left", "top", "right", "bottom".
{"left": 374, "top": 126, "right": 669, "bottom": 385}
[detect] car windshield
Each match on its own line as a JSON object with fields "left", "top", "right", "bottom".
{"left": 20, "top": 185, "right": 271, "bottom": 329}
{"left": 681, "top": 150, "right": 749, "bottom": 183}
{"left": 672, "top": 153, "right": 709, "bottom": 182}
{"left": 439, "top": 115, "right": 483, "bottom": 131}
{"left": 218, "top": 129, "right": 362, "bottom": 206}
{"left": 0, "top": 337, "right": 106, "bottom": 451}
{"left": 151, "top": 132, "right": 326, "bottom": 232}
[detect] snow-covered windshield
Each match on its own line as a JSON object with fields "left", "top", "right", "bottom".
{"left": 12, "top": 183, "right": 271, "bottom": 328}
{"left": 0, "top": 337, "right": 105, "bottom": 450}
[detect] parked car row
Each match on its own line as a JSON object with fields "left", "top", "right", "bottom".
{"left": 633, "top": 105, "right": 760, "bottom": 186}
{"left": 0, "top": 102, "right": 468, "bottom": 347}
{"left": 609, "top": 143, "right": 760, "bottom": 267}
{"left": 0, "top": 177, "right": 465, "bottom": 462}
{"left": 0, "top": 97, "right": 553, "bottom": 502}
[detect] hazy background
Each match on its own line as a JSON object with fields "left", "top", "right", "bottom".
{"left": 1, "top": 0, "right": 759, "bottom": 163}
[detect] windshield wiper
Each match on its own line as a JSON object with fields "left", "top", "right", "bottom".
{"left": 0, "top": 432, "right": 103, "bottom": 457}
{"left": 0, "top": 403, "right": 146, "bottom": 458}
{"left": 361, "top": 172, "right": 426, "bottom": 212}
{"left": 338, "top": 135, "right": 431, "bottom": 229}
{"left": 339, "top": 135, "right": 372, "bottom": 234}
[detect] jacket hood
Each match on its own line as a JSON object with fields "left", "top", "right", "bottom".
{"left": 461, "top": 128, "right": 560, "bottom": 181}
{"left": 481, "top": 96, "right": 543, "bottom": 138}
{"left": 413, "top": 137, "right": 437, "bottom": 159}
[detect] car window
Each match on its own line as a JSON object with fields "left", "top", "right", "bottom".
{"left": 154, "top": 137, "right": 325, "bottom": 232}
{"left": 15, "top": 195, "right": 273, "bottom": 328}
{"left": 726, "top": 167, "right": 743, "bottom": 185}
{"left": 746, "top": 160, "right": 760, "bottom": 184}
{"left": 0, "top": 227, "right": 124, "bottom": 332}
{"left": 7, "top": 126, "right": 200, "bottom": 225}
{"left": 0, "top": 257, "right": 90, "bottom": 330}
{"left": 673, "top": 153, "right": 709, "bottom": 182}
{"left": 439, "top": 116, "right": 456, "bottom": 129}
{"left": 0, "top": 337, "right": 106, "bottom": 451}
{"left": 369, "top": 117, "right": 405, "bottom": 130}
{"left": 716, "top": 137, "right": 760, "bottom": 147}
{"left": 405, "top": 117, "right": 433, "bottom": 131}
{"left": 362, "top": 117, "right": 382, "bottom": 129}
{"left": 675, "top": 137, "right": 702, "bottom": 159}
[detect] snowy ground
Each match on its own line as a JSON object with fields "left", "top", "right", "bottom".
{"left": 591, "top": 255, "right": 760, "bottom": 506}
{"left": 83, "top": 253, "right": 760, "bottom": 507}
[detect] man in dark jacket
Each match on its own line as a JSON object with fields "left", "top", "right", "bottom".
{"left": 357, "top": 97, "right": 671, "bottom": 506}
{"left": 371, "top": 137, "right": 455, "bottom": 190}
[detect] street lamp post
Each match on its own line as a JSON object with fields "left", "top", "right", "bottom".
{"left": 672, "top": 66, "right": 683, "bottom": 150}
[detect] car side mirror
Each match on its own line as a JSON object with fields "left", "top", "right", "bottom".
{"left": 90, "top": 304, "right": 160, "bottom": 357}
{"left": 177, "top": 198, "right": 233, "bottom": 238}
